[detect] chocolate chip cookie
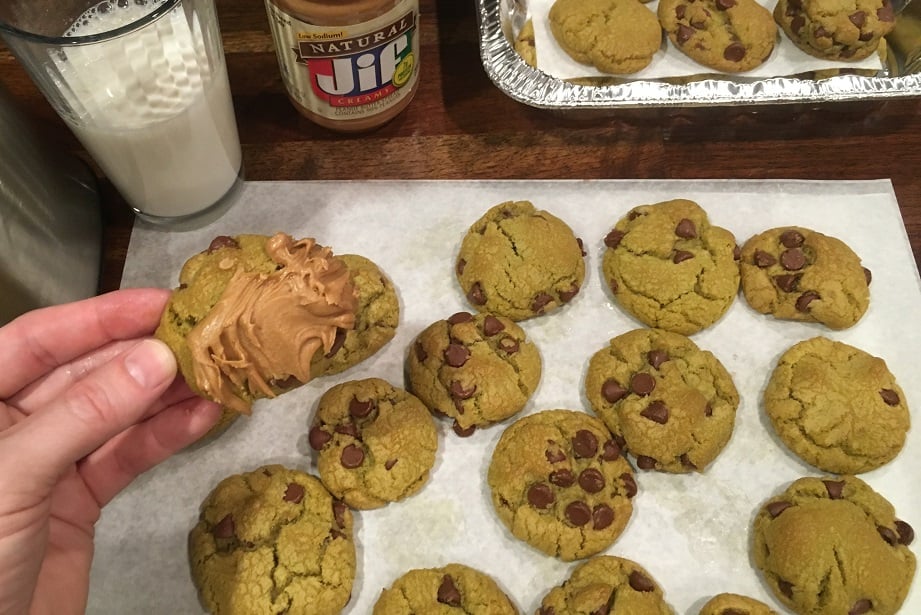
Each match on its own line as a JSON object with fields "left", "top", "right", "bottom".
{"left": 774, "top": 0, "right": 896, "bottom": 61}
{"left": 602, "top": 199, "right": 740, "bottom": 335}
{"left": 764, "top": 336, "right": 910, "bottom": 474}
{"left": 698, "top": 593, "right": 778, "bottom": 615}
{"left": 372, "top": 563, "right": 519, "bottom": 614}
{"left": 456, "top": 201, "right": 586, "bottom": 321}
{"left": 549, "top": 0, "right": 663, "bottom": 75}
{"left": 308, "top": 378, "right": 438, "bottom": 509}
{"left": 752, "top": 475, "right": 915, "bottom": 615}
{"left": 188, "top": 465, "right": 355, "bottom": 615}
{"left": 537, "top": 555, "right": 675, "bottom": 614}
{"left": 488, "top": 409, "right": 637, "bottom": 561}
{"left": 406, "top": 311, "right": 542, "bottom": 437}
{"left": 658, "top": 0, "right": 777, "bottom": 72}
{"left": 585, "top": 328, "right": 740, "bottom": 473}
{"left": 739, "top": 226, "right": 870, "bottom": 329}
{"left": 156, "top": 233, "right": 357, "bottom": 414}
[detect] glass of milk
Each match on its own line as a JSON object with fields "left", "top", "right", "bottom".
{"left": 0, "top": 0, "right": 243, "bottom": 222}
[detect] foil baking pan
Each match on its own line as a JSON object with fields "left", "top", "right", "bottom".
{"left": 476, "top": 0, "right": 921, "bottom": 109}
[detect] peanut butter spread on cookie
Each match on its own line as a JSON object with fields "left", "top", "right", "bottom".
{"left": 188, "top": 233, "right": 357, "bottom": 413}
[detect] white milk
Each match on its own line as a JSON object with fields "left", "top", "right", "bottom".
{"left": 60, "top": 0, "right": 241, "bottom": 218}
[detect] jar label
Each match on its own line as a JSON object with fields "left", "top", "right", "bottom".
{"left": 265, "top": 0, "right": 420, "bottom": 123}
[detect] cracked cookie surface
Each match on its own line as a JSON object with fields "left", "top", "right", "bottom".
{"left": 537, "top": 555, "right": 675, "bottom": 614}
{"left": 488, "top": 409, "right": 637, "bottom": 561}
{"left": 549, "top": 0, "right": 662, "bottom": 75}
{"left": 764, "top": 337, "right": 909, "bottom": 474}
{"left": 739, "top": 226, "right": 870, "bottom": 329}
{"left": 456, "top": 201, "right": 585, "bottom": 322}
{"left": 372, "top": 563, "right": 519, "bottom": 614}
{"left": 602, "top": 199, "right": 740, "bottom": 335}
{"left": 406, "top": 311, "right": 541, "bottom": 436}
{"left": 188, "top": 464, "right": 355, "bottom": 615}
{"left": 658, "top": 0, "right": 777, "bottom": 72}
{"left": 752, "top": 475, "right": 915, "bottom": 615}
{"left": 773, "top": 0, "right": 895, "bottom": 61}
{"left": 585, "top": 328, "right": 739, "bottom": 473}
{"left": 698, "top": 592, "right": 778, "bottom": 614}
{"left": 308, "top": 378, "right": 438, "bottom": 509}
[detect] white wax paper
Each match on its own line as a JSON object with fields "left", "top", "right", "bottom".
{"left": 529, "top": 0, "right": 883, "bottom": 80}
{"left": 94, "top": 179, "right": 920, "bottom": 614}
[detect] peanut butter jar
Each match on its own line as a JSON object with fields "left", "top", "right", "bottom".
{"left": 264, "top": 0, "right": 420, "bottom": 131}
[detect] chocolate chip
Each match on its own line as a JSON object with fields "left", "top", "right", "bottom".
{"left": 456, "top": 259, "right": 466, "bottom": 276}
{"left": 778, "top": 580, "right": 794, "bottom": 598}
{"left": 849, "top": 599, "right": 872, "bottom": 615}
{"left": 766, "top": 500, "right": 792, "bottom": 518}
{"left": 636, "top": 455, "right": 657, "bottom": 470}
{"left": 676, "top": 4, "right": 687, "bottom": 18}
{"left": 335, "top": 423, "right": 360, "bottom": 439}
{"left": 630, "top": 372, "right": 656, "bottom": 396}
{"left": 733, "top": 244, "right": 741, "bottom": 260}
{"left": 815, "top": 26, "right": 831, "bottom": 38}
{"left": 641, "top": 401, "right": 669, "bottom": 424}
{"left": 879, "top": 525, "right": 900, "bottom": 546}
{"left": 385, "top": 458, "right": 398, "bottom": 470}
{"left": 452, "top": 398, "right": 465, "bottom": 415}
{"left": 414, "top": 341, "right": 427, "bottom": 362}
{"left": 467, "top": 282, "right": 486, "bottom": 305}
{"left": 773, "top": 273, "right": 801, "bottom": 292}
{"left": 791, "top": 15, "right": 805, "bottom": 32}
{"left": 780, "top": 248, "right": 806, "bottom": 271}
{"left": 450, "top": 380, "right": 477, "bottom": 400}
{"left": 527, "top": 483, "right": 555, "bottom": 509}
{"left": 340, "top": 444, "right": 365, "bottom": 468}
{"left": 212, "top": 514, "right": 235, "bottom": 539}
{"left": 333, "top": 501, "right": 348, "bottom": 528}
{"left": 325, "top": 328, "right": 347, "bottom": 358}
{"left": 677, "top": 23, "right": 695, "bottom": 44}
{"left": 549, "top": 469, "right": 575, "bottom": 487}
{"left": 675, "top": 218, "right": 697, "bottom": 238}
{"left": 691, "top": 16, "right": 708, "bottom": 29}
{"left": 780, "top": 230, "right": 805, "bottom": 247}
{"left": 572, "top": 430, "right": 599, "bottom": 458}
{"left": 609, "top": 278, "right": 619, "bottom": 293}
{"left": 207, "top": 235, "right": 239, "bottom": 253}
{"left": 672, "top": 250, "right": 694, "bottom": 264}
{"left": 577, "top": 238, "right": 586, "bottom": 256}
{"left": 880, "top": 389, "right": 900, "bottom": 406}
{"left": 863, "top": 267, "right": 872, "bottom": 285}
{"left": 308, "top": 426, "right": 332, "bottom": 451}
{"left": 483, "top": 315, "right": 504, "bottom": 336}
{"left": 704, "top": 403, "right": 713, "bottom": 417}
{"left": 878, "top": 1, "right": 894, "bottom": 21}
{"left": 628, "top": 570, "right": 655, "bottom": 592}
{"left": 437, "top": 574, "right": 462, "bottom": 607}
{"left": 565, "top": 501, "right": 592, "bottom": 526}
{"left": 447, "top": 311, "right": 474, "bottom": 324}
{"left": 621, "top": 473, "right": 638, "bottom": 498}
{"left": 849, "top": 10, "right": 866, "bottom": 26}
{"left": 716, "top": 0, "right": 736, "bottom": 7}
{"left": 602, "top": 379, "right": 628, "bottom": 403}
{"left": 680, "top": 453, "right": 697, "bottom": 470}
{"left": 349, "top": 397, "right": 374, "bottom": 418}
{"left": 753, "top": 250, "right": 776, "bottom": 267}
{"left": 723, "top": 42, "right": 746, "bottom": 62}
{"left": 283, "top": 483, "right": 305, "bottom": 504}
{"left": 498, "top": 337, "right": 520, "bottom": 354}
{"left": 538, "top": 608, "right": 556, "bottom": 615}
{"left": 444, "top": 344, "right": 470, "bottom": 367}
{"left": 592, "top": 504, "right": 615, "bottom": 530}
{"left": 895, "top": 519, "right": 914, "bottom": 545}
{"left": 546, "top": 444, "right": 567, "bottom": 463}
{"left": 531, "top": 292, "right": 553, "bottom": 313}
{"left": 628, "top": 209, "right": 643, "bottom": 220}
{"left": 602, "top": 439, "right": 622, "bottom": 460}
{"left": 795, "top": 290, "right": 820, "bottom": 312}
{"left": 559, "top": 285, "right": 580, "bottom": 303}
{"left": 823, "top": 480, "right": 845, "bottom": 499}
{"left": 578, "top": 468, "right": 606, "bottom": 493}
{"left": 452, "top": 421, "right": 476, "bottom": 437}
{"left": 605, "top": 229, "right": 625, "bottom": 249}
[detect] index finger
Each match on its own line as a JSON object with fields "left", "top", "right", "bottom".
{"left": 0, "top": 288, "right": 172, "bottom": 398}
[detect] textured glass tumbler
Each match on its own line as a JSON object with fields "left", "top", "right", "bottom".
{"left": 0, "top": 0, "right": 243, "bottom": 223}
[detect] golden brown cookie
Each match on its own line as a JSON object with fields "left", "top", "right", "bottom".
{"left": 537, "top": 555, "right": 675, "bottom": 614}
{"left": 488, "top": 409, "right": 637, "bottom": 561}
{"left": 602, "top": 199, "right": 740, "bottom": 335}
{"left": 406, "top": 311, "right": 542, "bottom": 437}
{"left": 698, "top": 593, "right": 778, "bottom": 615}
{"left": 188, "top": 465, "right": 355, "bottom": 615}
{"left": 752, "top": 475, "right": 915, "bottom": 615}
{"left": 307, "top": 378, "right": 438, "bottom": 509}
{"left": 456, "top": 201, "right": 586, "bottom": 321}
{"left": 585, "top": 328, "right": 739, "bottom": 473}
{"left": 372, "top": 563, "right": 519, "bottom": 614}
{"left": 739, "top": 226, "right": 870, "bottom": 329}
{"left": 764, "top": 336, "right": 909, "bottom": 474}
{"left": 774, "top": 0, "right": 896, "bottom": 61}
{"left": 549, "top": 0, "right": 663, "bottom": 75}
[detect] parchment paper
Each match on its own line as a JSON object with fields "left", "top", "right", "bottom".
{"left": 528, "top": 0, "right": 883, "bottom": 80}
{"left": 94, "top": 179, "right": 920, "bottom": 614}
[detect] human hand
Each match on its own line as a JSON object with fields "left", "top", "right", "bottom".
{"left": 0, "top": 289, "right": 221, "bottom": 615}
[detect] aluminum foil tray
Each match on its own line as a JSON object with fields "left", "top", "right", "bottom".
{"left": 476, "top": 0, "right": 921, "bottom": 109}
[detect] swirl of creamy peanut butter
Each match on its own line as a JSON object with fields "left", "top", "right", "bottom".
{"left": 188, "top": 233, "right": 357, "bottom": 413}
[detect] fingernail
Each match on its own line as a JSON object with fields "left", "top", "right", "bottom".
{"left": 125, "top": 339, "right": 177, "bottom": 389}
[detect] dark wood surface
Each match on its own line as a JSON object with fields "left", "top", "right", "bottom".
{"left": 2, "top": 0, "right": 920, "bottom": 294}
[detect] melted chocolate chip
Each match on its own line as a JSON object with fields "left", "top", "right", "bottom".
{"left": 414, "top": 341, "right": 428, "bottom": 362}
{"left": 283, "top": 482, "right": 305, "bottom": 504}
{"left": 723, "top": 42, "right": 746, "bottom": 62}
{"left": 605, "top": 229, "right": 625, "bottom": 249}
{"left": 849, "top": 10, "right": 866, "bottom": 26}
{"left": 766, "top": 500, "right": 792, "bottom": 518}
{"left": 675, "top": 218, "right": 697, "bottom": 238}
{"left": 483, "top": 315, "right": 505, "bottom": 336}
{"left": 528, "top": 483, "right": 555, "bottom": 509}
{"left": 896, "top": 519, "right": 914, "bottom": 545}
{"left": 452, "top": 421, "right": 476, "bottom": 437}
{"left": 880, "top": 389, "right": 900, "bottom": 406}
{"left": 578, "top": 468, "right": 606, "bottom": 493}
{"left": 602, "top": 439, "right": 622, "bottom": 460}
{"left": 592, "top": 504, "right": 615, "bottom": 530}
{"left": 437, "top": 575, "right": 462, "bottom": 606}
{"left": 609, "top": 278, "right": 619, "bottom": 293}
{"left": 447, "top": 311, "right": 474, "bottom": 325}
{"left": 456, "top": 259, "right": 466, "bottom": 276}
{"left": 778, "top": 580, "right": 794, "bottom": 598}
{"left": 648, "top": 349, "right": 670, "bottom": 369}
{"left": 677, "top": 23, "right": 695, "bottom": 44}
{"left": 335, "top": 423, "right": 360, "bottom": 439}
{"left": 621, "top": 473, "right": 638, "bottom": 498}
{"left": 559, "top": 285, "right": 580, "bottom": 303}
{"left": 444, "top": 344, "right": 470, "bottom": 367}
{"left": 704, "top": 403, "right": 713, "bottom": 417}
{"left": 636, "top": 455, "right": 657, "bottom": 470}
{"left": 676, "top": 4, "right": 686, "bottom": 18}
{"left": 774, "top": 273, "right": 801, "bottom": 292}
{"left": 791, "top": 15, "right": 805, "bottom": 32}
{"left": 878, "top": 1, "right": 894, "bottom": 20}
{"left": 349, "top": 397, "right": 374, "bottom": 418}
{"left": 628, "top": 570, "right": 655, "bottom": 592}
{"left": 630, "top": 372, "right": 656, "bottom": 396}
{"left": 531, "top": 292, "right": 553, "bottom": 313}
{"left": 795, "top": 290, "right": 820, "bottom": 312}
{"left": 333, "top": 501, "right": 348, "bottom": 528}
{"left": 733, "top": 244, "right": 741, "bottom": 260}
{"left": 467, "top": 282, "right": 486, "bottom": 305}
{"left": 823, "top": 480, "right": 845, "bottom": 499}
{"left": 780, "top": 248, "right": 806, "bottom": 271}
{"left": 308, "top": 426, "right": 332, "bottom": 451}
{"left": 450, "top": 380, "right": 477, "bottom": 400}
{"left": 879, "top": 525, "right": 900, "bottom": 546}
{"left": 602, "top": 379, "right": 628, "bottom": 403}
{"left": 498, "top": 337, "right": 520, "bottom": 354}
{"left": 340, "top": 444, "right": 365, "bottom": 468}
{"left": 213, "top": 514, "right": 235, "bottom": 539}
{"left": 680, "top": 453, "right": 697, "bottom": 470}
{"left": 549, "top": 469, "right": 575, "bottom": 487}
{"left": 325, "top": 328, "right": 347, "bottom": 358}
{"left": 565, "top": 501, "right": 592, "bottom": 526}
{"left": 849, "top": 599, "right": 872, "bottom": 615}
{"left": 207, "top": 235, "right": 240, "bottom": 253}
{"left": 863, "top": 267, "right": 872, "bottom": 285}
{"left": 385, "top": 458, "right": 398, "bottom": 470}
{"left": 546, "top": 444, "right": 567, "bottom": 463}
{"left": 572, "top": 430, "right": 599, "bottom": 458}
{"left": 577, "top": 238, "right": 586, "bottom": 256}
{"left": 641, "top": 400, "right": 669, "bottom": 425}
{"left": 673, "top": 250, "right": 694, "bottom": 264}
{"left": 754, "top": 249, "right": 777, "bottom": 267}
{"left": 780, "top": 229, "right": 805, "bottom": 248}
{"left": 716, "top": 0, "right": 736, "bottom": 7}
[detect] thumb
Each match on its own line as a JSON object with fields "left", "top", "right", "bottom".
{"left": 12, "top": 339, "right": 179, "bottom": 487}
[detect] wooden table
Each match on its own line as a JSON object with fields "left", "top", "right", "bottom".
{"left": 2, "top": 0, "right": 921, "bottom": 293}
